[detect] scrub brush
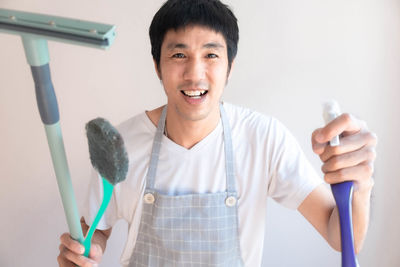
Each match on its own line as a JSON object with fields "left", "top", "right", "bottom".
{"left": 83, "top": 117, "right": 129, "bottom": 257}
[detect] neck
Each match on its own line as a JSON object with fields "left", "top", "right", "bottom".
{"left": 165, "top": 106, "right": 220, "bottom": 149}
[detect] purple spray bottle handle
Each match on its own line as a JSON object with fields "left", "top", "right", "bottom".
{"left": 323, "top": 100, "right": 359, "bottom": 267}
{"left": 331, "top": 181, "right": 359, "bottom": 267}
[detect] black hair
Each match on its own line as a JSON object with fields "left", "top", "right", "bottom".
{"left": 149, "top": 0, "right": 239, "bottom": 71}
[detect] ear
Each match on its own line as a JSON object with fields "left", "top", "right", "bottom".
{"left": 153, "top": 59, "right": 162, "bottom": 80}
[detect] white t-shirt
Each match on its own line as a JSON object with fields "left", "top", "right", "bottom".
{"left": 83, "top": 102, "right": 322, "bottom": 267}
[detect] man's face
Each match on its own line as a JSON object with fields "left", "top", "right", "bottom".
{"left": 156, "top": 25, "right": 232, "bottom": 122}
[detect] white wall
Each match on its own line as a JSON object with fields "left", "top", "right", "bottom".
{"left": 0, "top": 0, "right": 398, "bottom": 266}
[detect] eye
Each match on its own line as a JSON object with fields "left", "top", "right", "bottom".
{"left": 206, "top": 53, "right": 218, "bottom": 58}
{"left": 172, "top": 53, "right": 185, "bottom": 58}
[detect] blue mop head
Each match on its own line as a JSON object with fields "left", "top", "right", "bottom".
{"left": 86, "top": 118, "right": 129, "bottom": 185}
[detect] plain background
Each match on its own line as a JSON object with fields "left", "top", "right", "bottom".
{"left": 0, "top": 0, "right": 399, "bottom": 266}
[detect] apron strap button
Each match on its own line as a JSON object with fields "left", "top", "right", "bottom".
{"left": 144, "top": 193, "right": 155, "bottom": 204}
{"left": 225, "top": 196, "right": 237, "bottom": 207}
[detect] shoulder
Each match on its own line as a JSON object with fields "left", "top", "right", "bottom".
{"left": 114, "top": 110, "right": 159, "bottom": 155}
{"left": 116, "top": 105, "right": 166, "bottom": 135}
{"left": 223, "top": 102, "right": 298, "bottom": 156}
{"left": 222, "top": 102, "right": 285, "bottom": 136}
{"left": 144, "top": 106, "right": 164, "bottom": 127}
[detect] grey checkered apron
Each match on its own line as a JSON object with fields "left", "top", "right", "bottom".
{"left": 128, "top": 104, "right": 244, "bottom": 267}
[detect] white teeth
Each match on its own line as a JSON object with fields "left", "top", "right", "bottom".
{"left": 182, "top": 90, "right": 206, "bottom": 97}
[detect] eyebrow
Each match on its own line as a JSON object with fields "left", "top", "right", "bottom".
{"left": 204, "top": 42, "right": 225, "bottom": 49}
{"left": 166, "top": 43, "right": 187, "bottom": 50}
{"left": 166, "top": 42, "right": 225, "bottom": 50}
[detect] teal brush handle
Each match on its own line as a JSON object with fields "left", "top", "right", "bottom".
{"left": 83, "top": 177, "right": 114, "bottom": 257}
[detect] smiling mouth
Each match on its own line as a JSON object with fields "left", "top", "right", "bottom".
{"left": 181, "top": 90, "right": 208, "bottom": 99}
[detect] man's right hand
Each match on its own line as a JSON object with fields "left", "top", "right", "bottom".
{"left": 57, "top": 233, "right": 102, "bottom": 267}
{"left": 57, "top": 217, "right": 112, "bottom": 267}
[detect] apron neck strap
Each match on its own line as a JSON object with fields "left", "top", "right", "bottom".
{"left": 146, "top": 102, "right": 237, "bottom": 193}
{"left": 219, "top": 103, "right": 236, "bottom": 193}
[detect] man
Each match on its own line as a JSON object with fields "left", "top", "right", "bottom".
{"left": 57, "top": 0, "right": 377, "bottom": 266}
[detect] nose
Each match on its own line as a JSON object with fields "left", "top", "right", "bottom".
{"left": 183, "top": 57, "right": 206, "bottom": 82}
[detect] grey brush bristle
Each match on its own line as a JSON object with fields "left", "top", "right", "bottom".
{"left": 86, "top": 118, "right": 129, "bottom": 185}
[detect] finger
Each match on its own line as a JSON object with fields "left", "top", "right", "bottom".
{"left": 316, "top": 113, "right": 361, "bottom": 144}
{"left": 324, "top": 161, "right": 374, "bottom": 184}
{"left": 321, "top": 146, "right": 376, "bottom": 173}
{"left": 58, "top": 245, "right": 78, "bottom": 267}
{"left": 57, "top": 254, "right": 75, "bottom": 267}
{"left": 311, "top": 128, "right": 326, "bottom": 155}
{"left": 89, "top": 243, "right": 103, "bottom": 262}
{"left": 63, "top": 248, "right": 99, "bottom": 267}
{"left": 60, "top": 233, "right": 85, "bottom": 255}
{"left": 320, "top": 132, "right": 377, "bottom": 162}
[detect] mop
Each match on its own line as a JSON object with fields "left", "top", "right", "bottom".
{"left": 0, "top": 8, "right": 116, "bottom": 245}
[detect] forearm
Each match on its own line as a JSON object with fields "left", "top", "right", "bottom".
{"left": 327, "top": 182, "right": 373, "bottom": 253}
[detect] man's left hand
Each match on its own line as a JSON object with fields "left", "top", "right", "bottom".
{"left": 311, "top": 113, "right": 377, "bottom": 192}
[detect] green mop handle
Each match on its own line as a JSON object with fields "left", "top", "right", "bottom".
{"left": 22, "top": 36, "right": 84, "bottom": 244}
